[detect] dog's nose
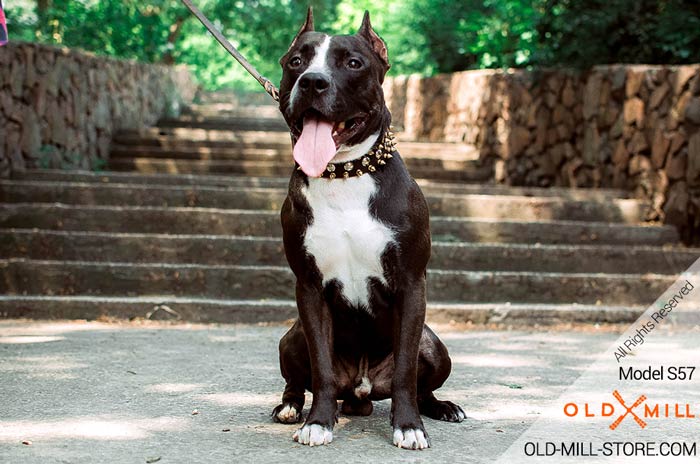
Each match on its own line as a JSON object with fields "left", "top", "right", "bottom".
{"left": 298, "top": 73, "right": 331, "bottom": 94}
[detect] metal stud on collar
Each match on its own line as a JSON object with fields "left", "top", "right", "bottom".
{"left": 316, "top": 129, "right": 397, "bottom": 180}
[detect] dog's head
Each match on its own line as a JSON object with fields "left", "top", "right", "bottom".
{"left": 279, "top": 8, "right": 391, "bottom": 177}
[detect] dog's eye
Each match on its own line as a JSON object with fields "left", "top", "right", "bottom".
{"left": 289, "top": 57, "right": 302, "bottom": 68}
{"left": 347, "top": 58, "right": 363, "bottom": 69}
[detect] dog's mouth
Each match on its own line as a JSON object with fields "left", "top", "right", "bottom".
{"left": 292, "top": 109, "right": 369, "bottom": 148}
{"left": 290, "top": 108, "right": 372, "bottom": 177}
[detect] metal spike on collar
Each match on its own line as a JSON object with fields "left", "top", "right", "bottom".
{"left": 310, "top": 128, "right": 397, "bottom": 179}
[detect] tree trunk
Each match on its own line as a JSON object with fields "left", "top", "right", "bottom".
{"left": 161, "top": 17, "right": 187, "bottom": 65}
{"left": 37, "top": 0, "right": 50, "bottom": 14}
{"left": 36, "top": 0, "right": 51, "bottom": 30}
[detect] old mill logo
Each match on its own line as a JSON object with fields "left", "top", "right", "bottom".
{"left": 609, "top": 391, "right": 647, "bottom": 430}
{"left": 564, "top": 391, "right": 697, "bottom": 430}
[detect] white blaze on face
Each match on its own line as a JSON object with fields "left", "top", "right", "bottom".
{"left": 290, "top": 35, "right": 339, "bottom": 178}
{"left": 289, "top": 35, "right": 332, "bottom": 113}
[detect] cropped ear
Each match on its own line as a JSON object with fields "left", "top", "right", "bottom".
{"left": 286, "top": 7, "right": 315, "bottom": 52}
{"left": 357, "top": 11, "right": 390, "bottom": 71}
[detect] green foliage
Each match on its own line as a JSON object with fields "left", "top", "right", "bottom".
{"left": 2, "top": 1, "right": 38, "bottom": 42}
{"left": 332, "top": 0, "right": 434, "bottom": 75}
{"left": 177, "top": 0, "right": 340, "bottom": 89}
{"left": 536, "top": 0, "right": 700, "bottom": 67}
{"left": 3, "top": 0, "right": 700, "bottom": 90}
{"left": 406, "top": 0, "right": 543, "bottom": 72}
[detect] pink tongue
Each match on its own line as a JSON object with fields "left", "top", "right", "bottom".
{"left": 293, "top": 117, "right": 336, "bottom": 177}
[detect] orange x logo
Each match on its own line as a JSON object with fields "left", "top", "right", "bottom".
{"left": 609, "top": 390, "right": 647, "bottom": 430}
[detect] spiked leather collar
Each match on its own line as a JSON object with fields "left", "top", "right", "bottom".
{"left": 296, "top": 129, "right": 397, "bottom": 180}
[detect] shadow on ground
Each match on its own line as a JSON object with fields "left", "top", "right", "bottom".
{"left": 0, "top": 320, "right": 621, "bottom": 463}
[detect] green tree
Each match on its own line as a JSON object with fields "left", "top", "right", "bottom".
{"left": 4, "top": 0, "right": 700, "bottom": 90}
{"left": 177, "top": 0, "right": 340, "bottom": 89}
{"left": 537, "top": 0, "right": 700, "bottom": 67}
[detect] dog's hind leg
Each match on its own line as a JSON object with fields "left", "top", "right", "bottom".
{"left": 416, "top": 325, "right": 466, "bottom": 423}
{"left": 272, "top": 320, "right": 310, "bottom": 424}
{"left": 418, "top": 391, "right": 465, "bottom": 422}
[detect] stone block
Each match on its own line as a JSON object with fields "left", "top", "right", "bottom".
{"left": 624, "top": 98, "right": 645, "bottom": 127}
{"left": 663, "top": 181, "right": 688, "bottom": 228}
{"left": 673, "top": 66, "right": 696, "bottom": 95}
{"left": 666, "top": 151, "right": 688, "bottom": 180}
{"left": 649, "top": 82, "right": 670, "bottom": 110}
{"left": 688, "top": 132, "right": 700, "bottom": 187}
{"left": 612, "top": 139, "right": 629, "bottom": 166}
{"left": 583, "top": 73, "right": 602, "bottom": 119}
{"left": 629, "top": 154, "right": 651, "bottom": 175}
{"left": 685, "top": 97, "right": 700, "bottom": 124}
{"left": 651, "top": 129, "right": 670, "bottom": 168}
{"left": 582, "top": 123, "right": 600, "bottom": 166}
{"left": 20, "top": 109, "right": 42, "bottom": 159}
{"left": 626, "top": 69, "right": 644, "bottom": 97}
{"left": 628, "top": 131, "right": 649, "bottom": 154}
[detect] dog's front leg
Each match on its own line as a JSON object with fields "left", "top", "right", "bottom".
{"left": 391, "top": 277, "right": 429, "bottom": 450}
{"left": 292, "top": 280, "right": 337, "bottom": 447}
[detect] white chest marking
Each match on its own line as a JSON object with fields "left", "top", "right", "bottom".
{"left": 332, "top": 132, "right": 380, "bottom": 163}
{"left": 302, "top": 175, "right": 394, "bottom": 309}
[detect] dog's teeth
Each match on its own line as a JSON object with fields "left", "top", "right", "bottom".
{"left": 338, "top": 121, "right": 345, "bottom": 130}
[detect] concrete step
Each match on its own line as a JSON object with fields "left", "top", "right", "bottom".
{"left": 0, "top": 203, "right": 678, "bottom": 245}
{"left": 107, "top": 157, "right": 296, "bottom": 177}
{"left": 113, "top": 129, "right": 292, "bottom": 149}
{"left": 12, "top": 169, "right": 292, "bottom": 189}
{"left": 425, "top": 192, "right": 646, "bottom": 223}
{"left": 109, "top": 145, "right": 482, "bottom": 172}
{"left": 0, "top": 258, "right": 675, "bottom": 306}
{"left": 157, "top": 117, "right": 288, "bottom": 131}
{"left": 185, "top": 103, "right": 283, "bottom": 119}
{"left": 0, "top": 204, "right": 280, "bottom": 236}
{"left": 116, "top": 127, "right": 483, "bottom": 160}
{"left": 116, "top": 128, "right": 292, "bottom": 146}
{"left": 111, "top": 145, "right": 290, "bottom": 160}
{"left": 192, "top": 90, "right": 276, "bottom": 105}
{"left": 0, "top": 180, "right": 648, "bottom": 222}
{"left": 106, "top": 157, "right": 494, "bottom": 182}
{"left": 3, "top": 229, "right": 696, "bottom": 274}
{"left": 0, "top": 295, "right": 648, "bottom": 325}
{"left": 11, "top": 169, "right": 633, "bottom": 200}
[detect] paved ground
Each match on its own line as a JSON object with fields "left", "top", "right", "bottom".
{"left": 0, "top": 320, "right": 693, "bottom": 463}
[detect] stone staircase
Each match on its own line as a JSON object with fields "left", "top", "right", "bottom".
{"left": 1, "top": 99, "right": 698, "bottom": 324}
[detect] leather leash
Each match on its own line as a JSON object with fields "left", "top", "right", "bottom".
{"left": 180, "top": 0, "right": 280, "bottom": 102}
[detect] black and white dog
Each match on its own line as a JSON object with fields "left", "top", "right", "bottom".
{"left": 271, "top": 9, "right": 465, "bottom": 450}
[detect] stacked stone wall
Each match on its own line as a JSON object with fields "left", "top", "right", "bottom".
{"left": 384, "top": 65, "right": 700, "bottom": 240}
{"left": 0, "top": 42, "right": 196, "bottom": 174}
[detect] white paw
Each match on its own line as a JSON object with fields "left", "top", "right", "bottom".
{"left": 393, "top": 428, "right": 429, "bottom": 450}
{"left": 276, "top": 404, "right": 299, "bottom": 422}
{"left": 456, "top": 408, "right": 466, "bottom": 422}
{"left": 293, "top": 424, "right": 333, "bottom": 446}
